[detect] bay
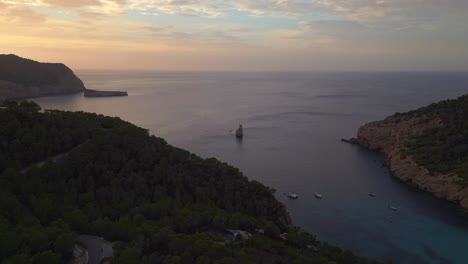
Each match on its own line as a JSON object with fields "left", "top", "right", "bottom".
{"left": 34, "top": 71, "right": 468, "bottom": 264}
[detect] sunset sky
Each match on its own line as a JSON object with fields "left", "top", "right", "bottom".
{"left": 1, "top": 0, "right": 468, "bottom": 71}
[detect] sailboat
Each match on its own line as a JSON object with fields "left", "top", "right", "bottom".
{"left": 285, "top": 192, "right": 299, "bottom": 199}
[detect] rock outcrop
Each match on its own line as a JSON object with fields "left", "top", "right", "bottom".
{"left": 353, "top": 115, "right": 468, "bottom": 210}
{"left": 236, "top": 124, "right": 243, "bottom": 138}
{"left": 0, "top": 54, "right": 85, "bottom": 99}
{"left": 83, "top": 89, "right": 128, "bottom": 97}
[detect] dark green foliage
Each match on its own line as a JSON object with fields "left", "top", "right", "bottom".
{"left": 0, "top": 102, "right": 381, "bottom": 263}
{"left": 400, "top": 94, "right": 468, "bottom": 182}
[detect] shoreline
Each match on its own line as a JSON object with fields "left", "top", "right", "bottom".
{"left": 344, "top": 116, "right": 468, "bottom": 211}
{"left": 1, "top": 90, "right": 84, "bottom": 101}
{"left": 83, "top": 89, "right": 128, "bottom": 97}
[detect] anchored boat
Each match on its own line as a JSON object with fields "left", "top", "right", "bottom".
{"left": 285, "top": 192, "right": 299, "bottom": 199}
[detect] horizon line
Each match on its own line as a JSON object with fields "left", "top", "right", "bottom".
{"left": 74, "top": 69, "right": 468, "bottom": 73}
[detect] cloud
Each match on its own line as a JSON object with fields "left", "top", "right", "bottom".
{"left": 120, "top": 0, "right": 468, "bottom": 28}
{"left": 269, "top": 29, "right": 305, "bottom": 40}
{"left": 127, "top": 0, "right": 226, "bottom": 18}
{"left": 142, "top": 25, "right": 173, "bottom": 33}
{"left": 201, "top": 24, "right": 253, "bottom": 33}
{"left": 233, "top": 0, "right": 318, "bottom": 17}
{"left": 0, "top": 5, "right": 48, "bottom": 24}
{"left": 0, "top": 0, "right": 126, "bottom": 15}
{"left": 314, "top": 0, "right": 468, "bottom": 29}
{"left": 0, "top": 0, "right": 43, "bottom": 7}
{"left": 41, "top": 0, "right": 101, "bottom": 8}
{"left": 77, "top": 11, "right": 108, "bottom": 20}
{"left": 1, "top": 0, "right": 468, "bottom": 71}
{"left": 123, "top": 0, "right": 323, "bottom": 18}
{"left": 299, "top": 20, "right": 365, "bottom": 34}
{"left": 3, "top": 0, "right": 468, "bottom": 29}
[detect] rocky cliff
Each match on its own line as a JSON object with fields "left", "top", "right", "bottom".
{"left": 353, "top": 113, "right": 468, "bottom": 210}
{"left": 0, "top": 54, "right": 85, "bottom": 99}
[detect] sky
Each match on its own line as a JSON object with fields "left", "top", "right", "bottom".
{"left": 1, "top": 0, "right": 468, "bottom": 71}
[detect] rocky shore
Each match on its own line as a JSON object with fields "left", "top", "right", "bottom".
{"left": 83, "top": 89, "right": 128, "bottom": 97}
{"left": 347, "top": 115, "right": 468, "bottom": 210}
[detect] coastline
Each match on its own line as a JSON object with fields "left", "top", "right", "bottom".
{"left": 348, "top": 115, "right": 468, "bottom": 211}
{"left": 83, "top": 89, "right": 128, "bottom": 97}
{"left": 21, "top": 71, "right": 468, "bottom": 263}
{"left": 1, "top": 89, "right": 129, "bottom": 101}
{"left": 0, "top": 90, "right": 84, "bottom": 101}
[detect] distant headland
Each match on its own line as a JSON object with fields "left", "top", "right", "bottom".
{"left": 0, "top": 54, "right": 127, "bottom": 100}
{"left": 83, "top": 89, "right": 128, "bottom": 97}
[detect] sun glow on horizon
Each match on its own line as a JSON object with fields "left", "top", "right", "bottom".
{"left": 1, "top": 0, "right": 468, "bottom": 71}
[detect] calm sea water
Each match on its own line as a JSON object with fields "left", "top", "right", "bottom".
{"left": 34, "top": 71, "right": 468, "bottom": 264}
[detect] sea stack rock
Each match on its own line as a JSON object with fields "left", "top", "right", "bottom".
{"left": 236, "top": 124, "right": 243, "bottom": 138}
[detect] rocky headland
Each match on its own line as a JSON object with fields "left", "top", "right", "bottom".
{"left": 0, "top": 54, "right": 85, "bottom": 99}
{"left": 346, "top": 98, "right": 468, "bottom": 210}
{"left": 0, "top": 54, "right": 128, "bottom": 100}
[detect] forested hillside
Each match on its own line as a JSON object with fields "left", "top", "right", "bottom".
{"left": 399, "top": 94, "right": 468, "bottom": 183}
{"left": 0, "top": 101, "right": 382, "bottom": 264}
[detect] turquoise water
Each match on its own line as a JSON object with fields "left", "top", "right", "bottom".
{"left": 34, "top": 71, "right": 468, "bottom": 263}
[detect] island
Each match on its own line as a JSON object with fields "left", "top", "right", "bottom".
{"left": 0, "top": 100, "right": 381, "bottom": 263}
{"left": 0, "top": 54, "right": 127, "bottom": 100}
{"left": 346, "top": 94, "right": 468, "bottom": 210}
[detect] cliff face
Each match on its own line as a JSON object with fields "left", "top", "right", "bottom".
{"left": 355, "top": 115, "right": 468, "bottom": 210}
{"left": 0, "top": 54, "right": 85, "bottom": 99}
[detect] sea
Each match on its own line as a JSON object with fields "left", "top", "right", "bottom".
{"left": 33, "top": 71, "right": 468, "bottom": 264}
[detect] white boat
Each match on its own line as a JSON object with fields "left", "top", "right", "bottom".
{"left": 285, "top": 192, "right": 298, "bottom": 199}
{"left": 389, "top": 206, "right": 397, "bottom": 211}
{"left": 314, "top": 193, "right": 322, "bottom": 199}
{"left": 369, "top": 193, "right": 376, "bottom": 197}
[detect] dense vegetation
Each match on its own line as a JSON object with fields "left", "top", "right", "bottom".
{"left": 0, "top": 101, "right": 383, "bottom": 264}
{"left": 398, "top": 94, "right": 468, "bottom": 183}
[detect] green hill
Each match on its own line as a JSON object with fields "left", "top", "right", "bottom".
{"left": 353, "top": 94, "right": 468, "bottom": 210}
{"left": 0, "top": 101, "right": 382, "bottom": 264}
{"left": 400, "top": 94, "right": 468, "bottom": 183}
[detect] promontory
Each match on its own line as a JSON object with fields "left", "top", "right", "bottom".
{"left": 0, "top": 54, "right": 127, "bottom": 100}
{"left": 0, "top": 54, "right": 85, "bottom": 99}
{"left": 349, "top": 94, "right": 468, "bottom": 210}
